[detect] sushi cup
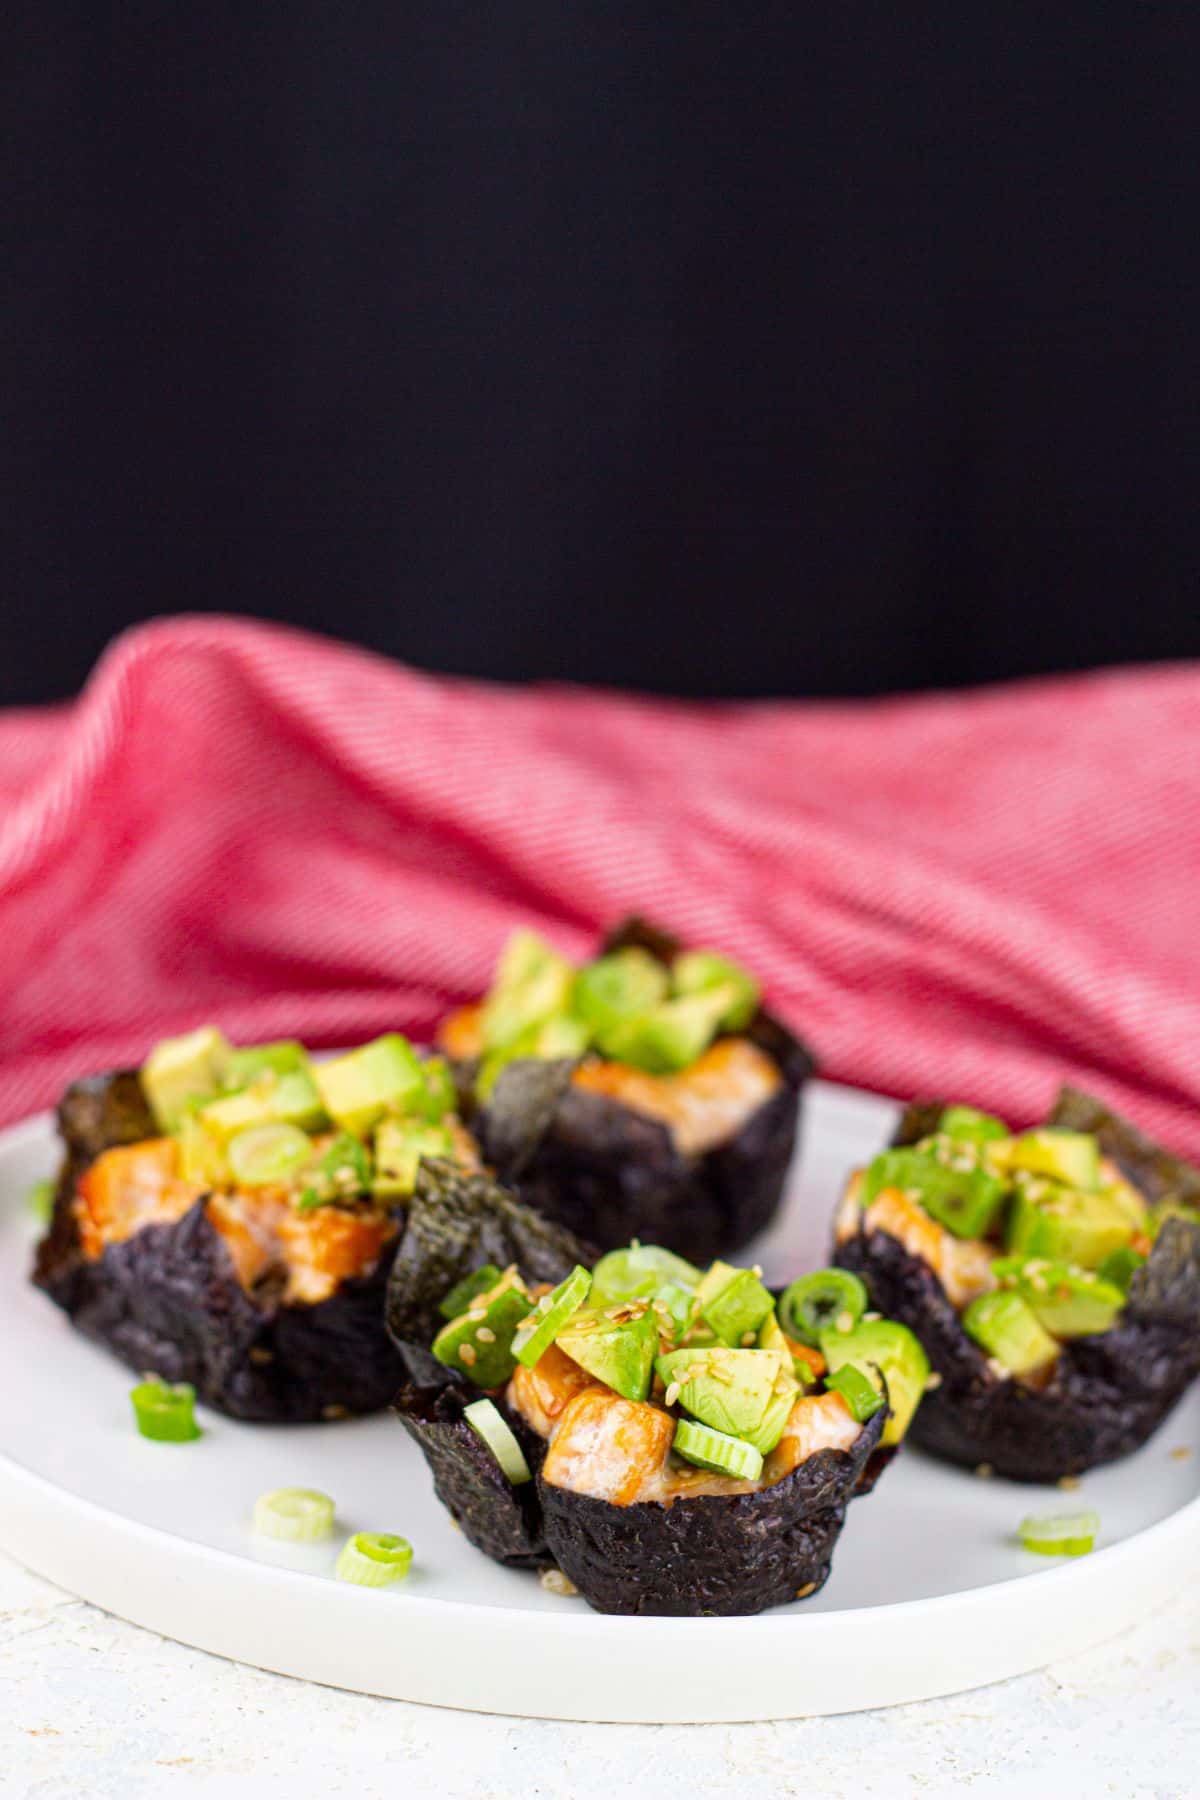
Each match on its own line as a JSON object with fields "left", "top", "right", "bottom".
{"left": 441, "top": 917, "right": 815, "bottom": 1264}
{"left": 833, "top": 1088, "right": 1200, "bottom": 1482}
{"left": 389, "top": 1162, "right": 902, "bottom": 1617}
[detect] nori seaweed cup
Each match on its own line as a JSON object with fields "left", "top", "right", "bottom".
{"left": 834, "top": 1087, "right": 1200, "bottom": 1482}
{"left": 461, "top": 918, "right": 817, "bottom": 1264}
{"left": 33, "top": 1070, "right": 407, "bottom": 1422}
{"left": 388, "top": 1162, "right": 888, "bottom": 1615}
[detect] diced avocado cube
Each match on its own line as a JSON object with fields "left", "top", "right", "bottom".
{"left": 1100, "top": 1169, "right": 1149, "bottom": 1231}
{"left": 994, "top": 1259, "right": 1124, "bottom": 1338}
{"left": 431, "top": 1269, "right": 531, "bottom": 1387}
{"left": 1005, "top": 1183, "right": 1133, "bottom": 1270}
{"left": 480, "top": 930, "right": 576, "bottom": 1051}
{"left": 700, "top": 1268, "right": 775, "bottom": 1347}
{"left": 1097, "top": 1245, "right": 1146, "bottom": 1294}
{"left": 573, "top": 949, "right": 669, "bottom": 1039}
{"left": 438, "top": 1265, "right": 504, "bottom": 1321}
{"left": 862, "top": 1146, "right": 1007, "bottom": 1241}
{"left": 590, "top": 1243, "right": 702, "bottom": 1305}
{"left": 373, "top": 1119, "right": 455, "bottom": 1199}
{"left": 178, "top": 1111, "right": 231, "bottom": 1187}
{"left": 652, "top": 1280, "right": 697, "bottom": 1335}
{"left": 962, "top": 1290, "right": 1060, "bottom": 1377}
{"left": 756, "top": 1308, "right": 788, "bottom": 1356}
{"left": 818, "top": 1318, "right": 931, "bottom": 1446}
{"left": 556, "top": 1303, "right": 660, "bottom": 1402}
{"left": 938, "top": 1105, "right": 1009, "bottom": 1147}
{"left": 197, "top": 1069, "right": 327, "bottom": 1141}
{"left": 142, "top": 1026, "right": 232, "bottom": 1132}
{"left": 656, "top": 1346, "right": 792, "bottom": 1451}
{"left": 415, "top": 1056, "right": 457, "bottom": 1123}
{"left": 1004, "top": 1129, "right": 1101, "bottom": 1192}
{"left": 597, "top": 989, "right": 730, "bottom": 1072}
{"left": 671, "top": 949, "right": 760, "bottom": 1032}
{"left": 475, "top": 1013, "right": 590, "bottom": 1102}
{"left": 315, "top": 1035, "right": 426, "bottom": 1137}
{"left": 224, "top": 1040, "right": 311, "bottom": 1088}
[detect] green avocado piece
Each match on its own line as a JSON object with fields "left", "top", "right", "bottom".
{"left": 1097, "top": 1245, "right": 1146, "bottom": 1294}
{"left": 573, "top": 949, "right": 669, "bottom": 1039}
{"left": 197, "top": 1069, "right": 328, "bottom": 1144}
{"left": 438, "top": 1264, "right": 504, "bottom": 1321}
{"left": 652, "top": 1280, "right": 697, "bottom": 1335}
{"left": 819, "top": 1318, "right": 931, "bottom": 1446}
{"left": 475, "top": 1013, "right": 590, "bottom": 1101}
{"left": 142, "top": 1026, "right": 232, "bottom": 1132}
{"left": 315, "top": 1035, "right": 426, "bottom": 1137}
{"left": 372, "top": 1118, "right": 456, "bottom": 1199}
{"left": 994, "top": 1260, "right": 1124, "bottom": 1339}
{"left": 223, "top": 1040, "right": 311, "bottom": 1088}
{"left": 597, "top": 989, "right": 732, "bottom": 1073}
{"left": 414, "top": 1056, "right": 457, "bottom": 1123}
{"left": 432, "top": 1268, "right": 531, "bottom": 1387}
{"left": 938, "top": 1104, "right": 1009, "bottom": 1147}
{"left": 480, "top": 930, "right": 576, "bottom": 1051}
{"left": 862, "top": 1146, "right": 1008, "bottom": 1241}
{"left": 962, "top": 1290, "right": 1060, "bottom": 1377}
{"left": 1004, "top": 1129, "right": 1101, "bottom": 1191}
{"left": 555, "top": 1303, "right": 660, "bottom": 1402}
{"left": 589, "top": 1243, "right": 702, "bottom": 1305}
{"left": 1005, "top": 1182, "right": 1133, "bottom": 1270}
{"left": 699, "top": 1268, "right": 775, "bottom": 1347}
{"left": 670, "top": 950, "right": 760, "bottom": 1033}
{"left": 656, "top": 1346, "right": 793, "bottom": 1451}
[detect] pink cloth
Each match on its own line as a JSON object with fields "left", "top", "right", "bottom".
{"left": 3, "top": 616, "right": 1199, "bottom": 1155}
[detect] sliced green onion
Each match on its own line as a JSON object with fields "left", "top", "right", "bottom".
{"left": 779, "top": 1269, "right": 869, "bottom": 1346}
{"left": 590, "top": 1243, "right": 701, "bottom": 1305}
{"left": 335, "top": 1531, "right": 413, "bottom": 1587}
{"left": 463, "top": 1398, "right": 532, "bottom": 1484}
{"left": 253, "top": 1487, "right": 336, "bottom": 1543}
{"left": 512, "top": 1264, "right": 592, "bottom": 1368}
{"left": 130, "top": 1377, "right": 201, "bottom": 1442}
{"left": 27, "top": 1178, "right": 54, "bottom": 1225}
{"left": 673, "top": 1419, "right": 763, "bottom": 1481}
{"left": 824, "top": 1362, "right": 885, "bottom": 1423}
{"left": 228, "top": 1122, "right": 313, "bottom": 1188}
{"left": 438, "top": 1264, "right": 504, "bottom": 1321}
{"left": 1018, "top": 1509, "right": 1099, "bottom": 1557}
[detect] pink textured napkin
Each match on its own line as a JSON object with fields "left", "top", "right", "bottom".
{"left": 3, "top": 616, "right": 1199, "bottom": 1153}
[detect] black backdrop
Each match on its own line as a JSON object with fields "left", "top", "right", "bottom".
{"left": 7, "top": 7, "right": 1199, "bottom": 706}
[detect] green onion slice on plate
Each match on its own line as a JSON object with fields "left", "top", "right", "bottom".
{"left": 253, "top": 1487, "right": 336, "bottom": 1543}
{"left": 130, "top": 1377, "right": 201, "bottom": 1442}
{"left": 335, "top": 1532, "right": 414, "bottom": 1588}
{"left": 1018, "top": 1510, "right": 1100, "bottom": 1557}
{"left": 463, "top": 1398, "right": 532, "bottom": 1485}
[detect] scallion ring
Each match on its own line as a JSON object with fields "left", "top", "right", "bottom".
{"left": 130, "top": 1377, "right": 201, "bottom": 1442}
{"left": 253, "top": 1487, "right": 336, "bottom": 1543}
{"left": 335, "top": 1532, "right": 414, "bottom": 1587}
{"left": 1018, "top": 1510, "right": 1099, "bottom": 1557}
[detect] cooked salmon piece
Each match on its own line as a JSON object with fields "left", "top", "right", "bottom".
{"left": 763, "top": 1390, "right": 862, "bottom": 1482}
{"left": 276, "top": 1204, "right": 398, "bottom": 1305}
{"left": 541, "top": 1389, "right": 676, "bottom": 1505}
{"left": 509, "top": 1344, "right": 601, "bottom": 1436}
{"left": 75, "top": 1139, "right": 203, "bottom": 1259}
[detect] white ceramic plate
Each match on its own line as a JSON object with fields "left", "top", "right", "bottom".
{"left": 1, "top": 1081, "right": 1197, "bottom": 1722}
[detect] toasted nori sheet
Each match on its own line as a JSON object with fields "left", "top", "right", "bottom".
{"left": 32, "top": 1070, "right": 406, "bottom": 1422}
{"left": 384, "top": 1157, "right": 595, "bottom": 1386}
{"left": 538, "top": 1407, "right": 886, "bottom": 1616}
{"left": 466, "top": 916, "right": 816, "bottom": 1263}
{"left": 392, "top": 1381, "right": 552, "bottom": 1570}
{"left": 837, "top": 1087, "right": 1200, "bottom": 1481}
{"left": 387, "top": 1163, "right": 888, "bottom": 1614}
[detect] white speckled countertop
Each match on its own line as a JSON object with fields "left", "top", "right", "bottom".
{"left": 2, "top": 1549, "right": 1194, "bottom": 1799}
